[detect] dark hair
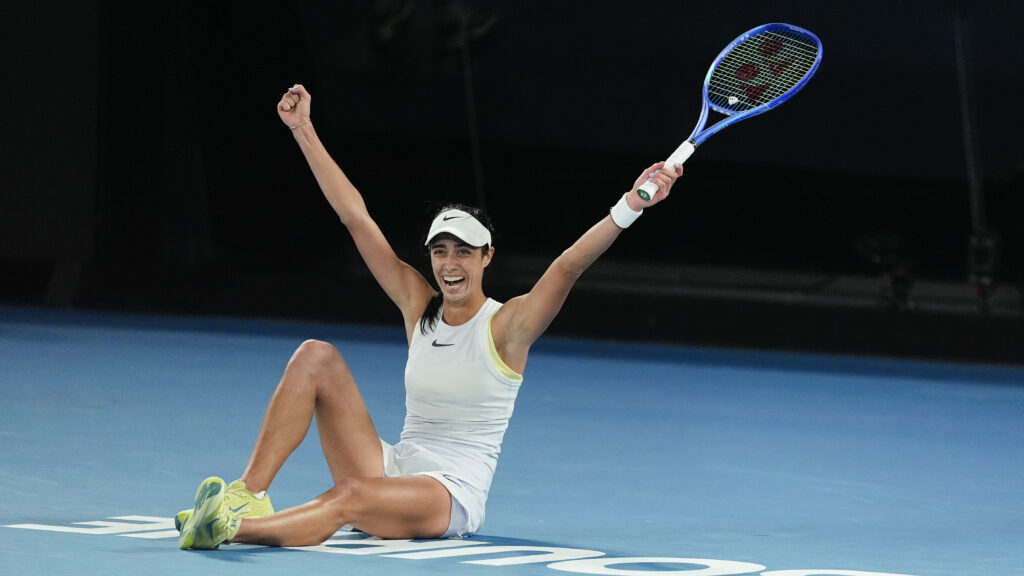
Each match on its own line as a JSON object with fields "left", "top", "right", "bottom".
{"left": 419, "top": 203, "right": 495, "bottom": 335}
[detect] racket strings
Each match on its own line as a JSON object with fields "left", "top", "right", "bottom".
{"left": 711, "top": 58, "right": 814, "bottom": 105}
{"left": 715, "top": 31, "right": 818, "bottom": 87}
{"left": 709, "top": 36, "right": 816, "bottom": 108}
{"left": 707, "top": 30, "right": 819, "bottom": 113}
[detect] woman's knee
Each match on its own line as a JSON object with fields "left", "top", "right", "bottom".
{"left": 321, "top": 477, "right": 450, "bottom": 540}
{"left": 322, "top": 477, "right": 368, "bottom": 519}
{"left": 276, "top": 340, "right": 355, "bottom": 402}
{"left": 288, "top": 339, "right": 350, "bottom": 378}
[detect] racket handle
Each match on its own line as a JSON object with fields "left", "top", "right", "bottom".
{"left": 637, "top": 140, "right": 696, "bottom": 201}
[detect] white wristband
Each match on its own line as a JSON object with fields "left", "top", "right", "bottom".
{"left": 609, "top": 192, "right": 643, "bottom": 229}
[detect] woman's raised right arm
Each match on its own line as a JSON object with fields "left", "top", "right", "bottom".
{"left": 278, "top": 85, "right": 434, "bottom": 334}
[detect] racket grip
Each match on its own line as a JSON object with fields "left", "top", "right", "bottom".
{"left": 637, "top": 140, "right": 696, "bottom": 201}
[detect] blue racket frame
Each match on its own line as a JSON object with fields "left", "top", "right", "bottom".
{"left": 690, "top": 22, "right": 823, "bottom": 146}
{"left": 636, "top": 23, "right": 822, "bottom": 201}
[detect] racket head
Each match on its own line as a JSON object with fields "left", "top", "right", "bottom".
{"left": 694, "top": 23, "right": 822, "bottom": 143}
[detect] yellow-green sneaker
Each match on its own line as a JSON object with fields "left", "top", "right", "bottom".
{"left": 175, "top": 479, "right": 274, "bottom": 535}
{"left": 178, "top": 477, "right": 242, "bottom": 550}
{"left": 224, "top": 479, "right": 274, "bottom": 518}
{"left": 173, "top": 509, "right": 191, "bottom": 532}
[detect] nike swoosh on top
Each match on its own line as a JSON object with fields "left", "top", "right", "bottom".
{"left": 442, "top": 215, "right": 461, "bottom": 221}
{"left": 432, "top": 340, "right": 455, "bottom": 347}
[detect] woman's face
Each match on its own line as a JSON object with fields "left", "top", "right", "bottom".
{"left": 428, "top": 237, "right": 492, "bottom": 305}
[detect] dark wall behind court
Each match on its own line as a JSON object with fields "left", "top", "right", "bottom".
{"left": 2, "top": 1, "right": 1023, "bottom": 362}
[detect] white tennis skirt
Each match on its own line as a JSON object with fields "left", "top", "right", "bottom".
{"left": 379, "top": 438, "right": 486, "bottom": 538}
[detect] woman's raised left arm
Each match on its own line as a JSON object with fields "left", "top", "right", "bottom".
{"left": 491, "top": 162, "right": 682, "bottom": 373}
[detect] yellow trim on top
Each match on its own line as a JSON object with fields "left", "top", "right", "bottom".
{"left": 488, "top": 318, "right": 523, "bottom": 381}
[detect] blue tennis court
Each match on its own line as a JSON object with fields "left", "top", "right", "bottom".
{"left": 1, "top": 305, "right": 1021, "bottom": 576}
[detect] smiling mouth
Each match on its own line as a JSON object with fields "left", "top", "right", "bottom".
{"left": 442, "top": 275, "right": 465, "bottom": 288}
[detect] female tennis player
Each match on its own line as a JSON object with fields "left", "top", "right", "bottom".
{"left": 177, "top": 84, "right": 681, "bottom": 549}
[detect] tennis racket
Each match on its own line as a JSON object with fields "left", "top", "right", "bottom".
{"left": 637, "top": 23, "right": 823, "bottom": 201}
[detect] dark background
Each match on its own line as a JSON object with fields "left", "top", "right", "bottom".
{"left": 3, "top": 1, "right": 1023, "bottom": 363}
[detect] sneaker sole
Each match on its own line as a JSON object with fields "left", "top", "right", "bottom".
{"left": 178, "top": 477, "right": 226, "bottom": 550}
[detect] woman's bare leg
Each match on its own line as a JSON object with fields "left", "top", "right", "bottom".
{"left": 230, "top": 339, "right": 450, "bottom": 546}
{"left": 238, "top": 339, "right": 384, "bottom": 493}
{"left": 232, "top": 475, "right": 452, "bottom": 546}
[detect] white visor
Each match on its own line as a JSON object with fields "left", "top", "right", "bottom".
{"left": 425, "top": 209, "right": 492, "bottom": 248}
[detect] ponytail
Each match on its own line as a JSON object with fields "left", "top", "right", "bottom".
{"left": 419, "top": 292, "right": 444, "bottom": 335}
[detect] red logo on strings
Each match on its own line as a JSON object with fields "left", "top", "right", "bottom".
{"left": 730, "top": 36, "right": 797, "bottom": 103}
{"left": 759, "top": 38, "right": 784, "bottom": 57}
{"left": 744, "top": 84, "right": 769, "bottom": 102}
{"left": 769, "top": 57, "right": 795, "bottom": 77}
{"left": 735, "top": 63, "right": 760, "bottom": 81}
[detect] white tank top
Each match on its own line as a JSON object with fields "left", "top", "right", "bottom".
{"left": 401, "top": 298, "right": 524, "bottom": 493}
